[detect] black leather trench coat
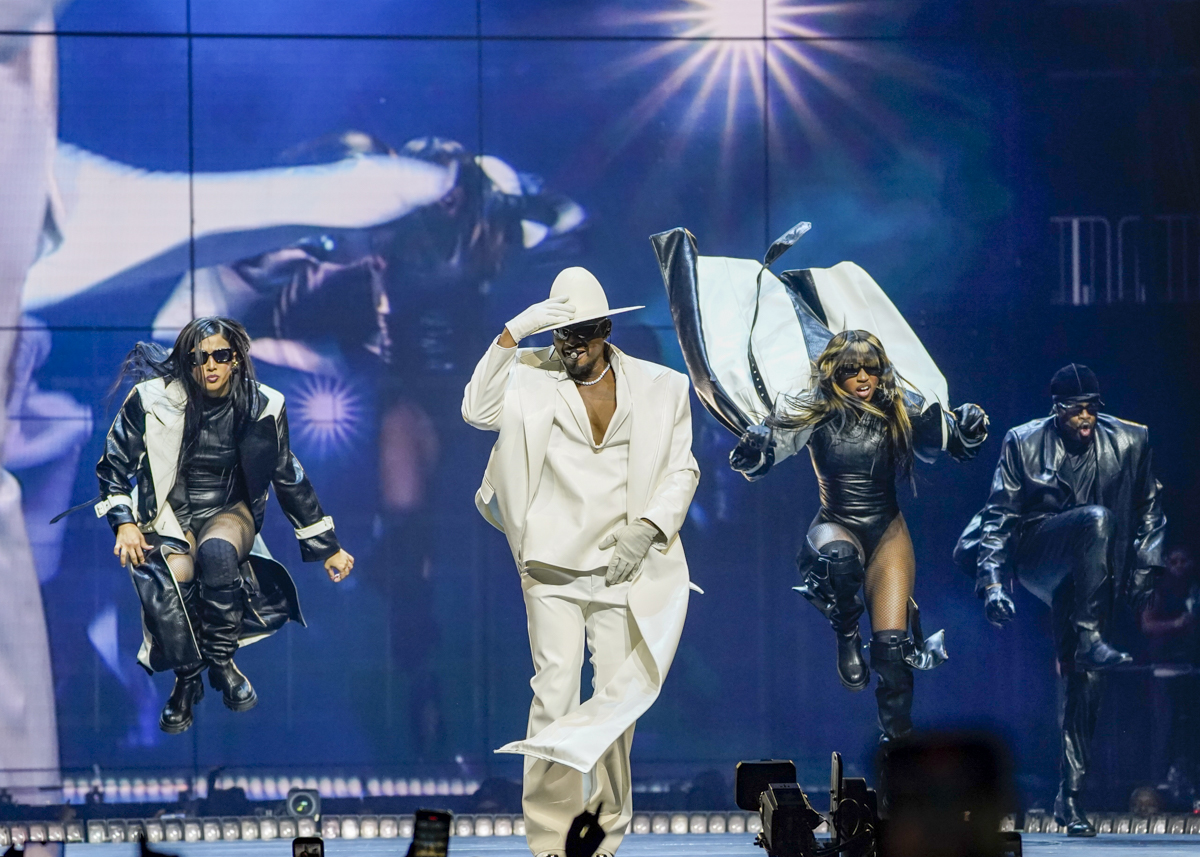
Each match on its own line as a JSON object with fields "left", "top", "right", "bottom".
{"left": 955, "top": 414, "right": 1165, "bottom": 601}
{"left": 97, "top": 378, "right": 340, "bottom": 671}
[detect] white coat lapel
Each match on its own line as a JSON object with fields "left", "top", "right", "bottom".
{"left": 516, "top": 350, "right": 564, "bottom": 531}
{"left": 624, "top": 356, "right": 667, "bottom": 521}
{"left": 139, "top": 378, "right": 187, "bottom": 538}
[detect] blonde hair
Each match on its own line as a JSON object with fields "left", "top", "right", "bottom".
{"left": 768, "top": 329, "right": 916, "bottom": 475}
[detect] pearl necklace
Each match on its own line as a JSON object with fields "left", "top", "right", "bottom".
{"left": 573, "top": 363, "right": 612, "bottom": 387}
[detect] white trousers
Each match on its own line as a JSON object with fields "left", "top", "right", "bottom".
{"left": 520, "top": 565, "right": 641, "bottom": 856}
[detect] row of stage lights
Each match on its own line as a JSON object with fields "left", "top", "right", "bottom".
{"left": 1020, "top": 811, "right": 1200, "bottom": 836}
{"left": 0, "top": 813, "right": 765, "bottom": 846}
{"left": 3, "top": 811, "right": 1200, "bottom": 845}
{"left": 60, "top": 777, "right": 482, "bottom": 804}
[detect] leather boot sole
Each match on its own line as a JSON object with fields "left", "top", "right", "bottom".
{"left": 159, "top": 682, "right": 205, "bottom": 734}
{"left": 221, "top": 690, "right": 258, "bottom": 713}
{"left": 208, "top": 664, "right": 258, "bottom": 712}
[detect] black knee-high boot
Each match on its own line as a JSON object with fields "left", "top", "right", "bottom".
{"left": 796, "top": 540, "right": 869, "bottom": 690}
{"left": 871, "top": 631, "right": 914, "bottom": 743}
{"left": 200, "top": 581, "right": 257, "bottom": 711}
{"left": 160, "top": 579, "right": 206, "bottom": 733}
{"left": 824, "top": 541, "right": 869, "bottom": 690}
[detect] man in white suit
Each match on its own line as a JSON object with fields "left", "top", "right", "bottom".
{"left": 463, "top": 267, "right": 699, "bottom": 857}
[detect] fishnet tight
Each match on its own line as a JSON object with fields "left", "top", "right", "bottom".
{"left": 807, "top": 514, "right": 915, "bottom": 632}
{"left": 164, "top": 502, "right": 256, "bottom": 584}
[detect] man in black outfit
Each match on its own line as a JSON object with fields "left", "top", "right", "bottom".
{"left": 956, "top": 364, "right": 1166, "bottom": 836}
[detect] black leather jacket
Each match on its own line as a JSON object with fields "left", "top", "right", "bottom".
{"left": 97, "top": 379, "right": 340, "bottom": 562}
{"left": 956, "top": 414, "right": 1165, "bottom": 599}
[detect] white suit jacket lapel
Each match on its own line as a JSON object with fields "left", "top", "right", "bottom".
{"left": 518, "top": 351, "right": 567, "bottom": 519}
{"left": 623, "top": 354, "right": 666, "bottom": 520}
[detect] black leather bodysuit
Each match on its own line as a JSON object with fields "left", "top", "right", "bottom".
{"left": 171, "top": 395, "right": 249, "bottom": 533}
{"left": 807, "top": 414, "right": 900, "bottom": 561}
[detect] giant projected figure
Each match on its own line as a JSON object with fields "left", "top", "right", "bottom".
{"left": 652, "top": 225, "right": 988, "bottom": 746}
{"left": 956, "top": 364, "right": 1165, "bottom": 837}
{"left": 463, "top": 267, "right": 699, "bottom": 857}
{"left": 0, "top": 0, "right": 62, "bottom": 800}
{"left": 98, "top": 317, "right": 353, "bottom": 732}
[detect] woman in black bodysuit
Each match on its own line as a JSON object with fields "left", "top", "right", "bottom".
{"left": 99, "top": 317, "right": 354, "bottom": 733}
{"left": 731, "top": 330, "right": 988, "bottom": 742}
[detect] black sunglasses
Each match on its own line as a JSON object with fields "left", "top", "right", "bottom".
{"left": 552, "top": 319, "right": 608, "bottom": 342}
{"left": 189, "top": 348, "right": 235, "bottom": 367}
{"left": 834, "top": 363, "right": 882, "bottom": 381}
{"left": 1055, "top": 400, "right": 1102, "bottom": 417}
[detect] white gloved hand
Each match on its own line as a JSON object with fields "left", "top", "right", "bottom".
{"left": 600, "top": 519, "right": 660, "bottom": 586}
{"left": 504, "top": 296, "right": 576, "bottom": 343}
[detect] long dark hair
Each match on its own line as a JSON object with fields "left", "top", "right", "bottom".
{"left": 113, "top": 317, "right": 261, "bottom": 461}
{"left": 768, "top": 329, "right": 917, "bottom": 476}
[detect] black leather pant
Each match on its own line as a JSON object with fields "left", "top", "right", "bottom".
{"left": 1015, "top": 504, "right": 1114, "bottom": 792}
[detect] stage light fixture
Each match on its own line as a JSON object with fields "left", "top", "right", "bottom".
{"left": 379, "top": 817, "right": 399, "bottom": 838}
{"left": 727, "top": 813, "right": 746, "bottom": 834}
{"left": 259, "top": 819, "right": 278, "bottom": 840}
{"left": 287, "top": 787, "right": 321, "bottom": 821}
{"left": 340, "top": 817, "right": 359, "bottom": 838}
{"left": 494, "top": 816, "right": 513, "bottom": 837}
{"left": 1133, "top": 817, "right": 1150, "bottom": 835}
{"left": 651, "top": 814, "right": 670, "bottom": 834}
{"left": 513, "top": 817, "right": 526, "bottom": 837}
{"left": 359, "top": 817, "right": 378, "bottom": 838}
{"left": 183, "top": 822, "right": 202, "bottom": 843}
{"left": 239, "top": 819, "right": 258, "bottom": 840}
{"left": 28, "top": 823, "right": 46, "bottom": 842}
{"left": 670, "top": 813, "right": 688, "bottom": 834}
{"left": 746, "top": 814, "right": 763, "bottom": 834}
{"left": 321, "top": 818, "right": 340, "bottom": 838}
{"left": 65, "top": 822, "right": 85, "bottom": 843}
{"left": 1169, "top": 816, "right": 1186, "bottom": 835}
{"left": 689, "top": 813, "right": 708, "bottom": 834}
{"left": 707, "top": 813, "right": 726, "bottom": 834}
{"left": 1187, "top": 815, "right": 1200, "bottom": 835}
{"left": 454, "top": 816, "right": 473, "bottom": 836}
{"left": 143, "top": 822, "right": 163, "bottom": 843}
{"left": 0, "top": 828, "right": 10, "bottom": 847}
{"left": 220, "top": 819, "right": 240, "bottom": 840}
{"left": 279, "top": 819, "right": 298, "bottom": 839}
{"left": 398, "top": 816, "right": 415, "bottom": 839}
{"left": 473, "top": 817, "right": 493, "bottom": 837}
{"left": 107, "top": 822, "right": 127, "bottom": 843}
{"left": 631, "top": 814, "right": 650, "bottom": 835}
{"left": 202, "top": 821, "right": 221, "bottom": 842}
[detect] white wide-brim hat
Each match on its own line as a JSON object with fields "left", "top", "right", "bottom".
{"left": 537, "top": 266, "right": 644, "bottom": 333}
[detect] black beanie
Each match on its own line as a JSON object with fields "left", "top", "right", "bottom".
{"left": 1050, "top": 363, "right": 1101, "bottom": 401}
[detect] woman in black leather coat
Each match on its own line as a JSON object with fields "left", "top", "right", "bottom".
{"left": 98, "top": 317, "right": 353, "bottom": 734}
{"left": 731, "top": 330, "right": 988, "bottom": 742}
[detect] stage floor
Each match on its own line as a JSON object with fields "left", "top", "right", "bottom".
{"left": 63, "top": 834, "right": 1200, "bottom": 856}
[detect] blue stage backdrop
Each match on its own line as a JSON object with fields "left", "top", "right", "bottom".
{"left": 1, "top": 0, "right": 1197, "bottom": 809}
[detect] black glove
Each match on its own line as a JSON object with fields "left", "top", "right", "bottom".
{"left": 730, "top": 424, "right": 774, "bottom": 475}
{"left": 984, "top": 584, "right": 1016, "bottom": 627}
{"left": 953, "top": 403, "right": 989, "bottom": 443}
{"left": 1128, "top": 566, "right": 1161, "bottom": 614}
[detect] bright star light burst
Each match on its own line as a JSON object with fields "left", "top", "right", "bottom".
{"left": 609, "top": 0, "right": 926, "bottom": 159}
{"left": 291, "top": 376, "right": 363, "bottom": 459}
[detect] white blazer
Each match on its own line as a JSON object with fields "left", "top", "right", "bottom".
{"left": 462, "top": 341, "right": 700, "bottom": 772}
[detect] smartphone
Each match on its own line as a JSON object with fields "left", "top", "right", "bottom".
{"left": 292, "top": 835, "right": 324, "bottom": 857}
{"left": 411, "top": 809, "right": 452, "bottom": 857}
